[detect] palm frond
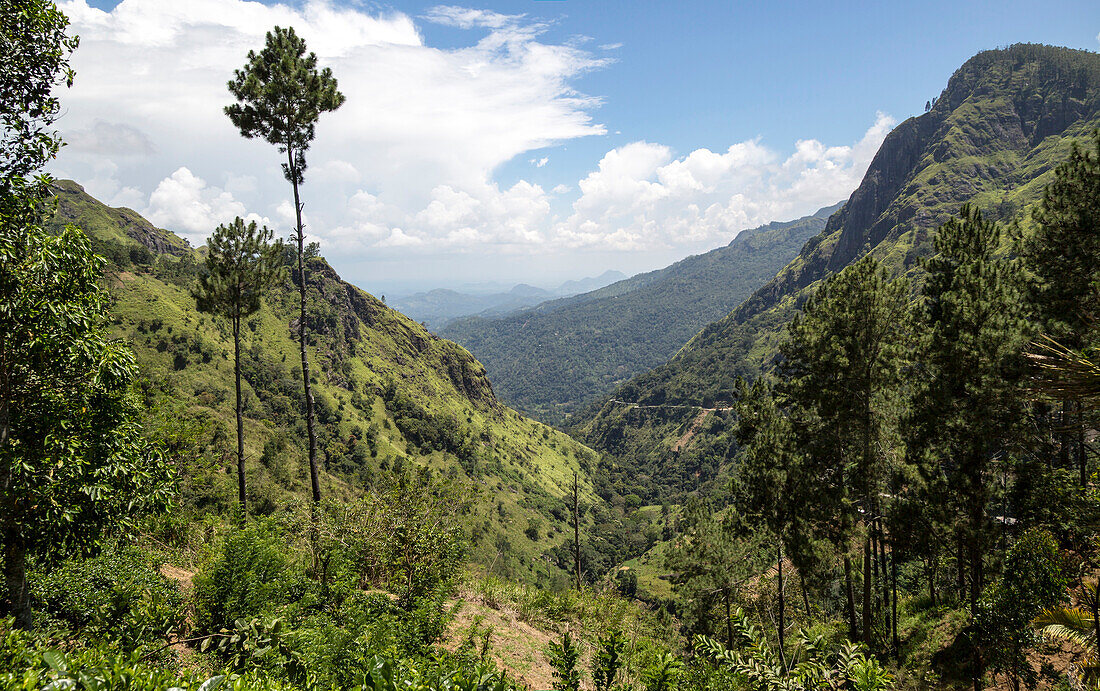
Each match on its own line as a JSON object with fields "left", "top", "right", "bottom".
{"left": 1025, "top": 336, "right": 1100, "bottom": 410}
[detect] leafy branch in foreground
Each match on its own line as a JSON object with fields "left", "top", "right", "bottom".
{"left": 695, "top": 607, "right": 894, "bottom": 691}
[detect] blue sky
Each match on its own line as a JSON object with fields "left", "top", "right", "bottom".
{"left": 57, "top": 0, "right": 1100, "bottom": 294}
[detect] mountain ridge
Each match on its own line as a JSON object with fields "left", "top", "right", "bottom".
{"left": 442, "top": 202, "right": 843, "bottom": 425}
{"left": 571, "top": 43, "right": 1100, "bottom": 503}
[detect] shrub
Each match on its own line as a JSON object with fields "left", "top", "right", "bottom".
{"left": 192, "top": 523, "right": 303, "bottom": 633}
{"left": 32, "top": 546, "right": 184, "bottom": 651}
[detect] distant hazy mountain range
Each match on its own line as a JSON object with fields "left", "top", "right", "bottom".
{"left": 389, "top": 270, "right": 626, "bottom": 328}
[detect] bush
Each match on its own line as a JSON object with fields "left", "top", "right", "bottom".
{"left": 192, "top": 522, "right": 303, "bottom": 633}
{"left": 32, "top": 546, "right": 184, "bottom": 651}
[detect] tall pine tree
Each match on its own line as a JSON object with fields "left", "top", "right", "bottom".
{"left": 1021, "top": 129, "right": 1100, "bottom": 486}
{"left": 225, "top": 26, "right": 344, "bottom": 504}
{"left": 910, "top": 205, "right": 1029, "bottom": 691}
{"left": 776, "top": 255, "right": 911, "bottom": 645}
{"left": 193, "top": 217, "right": 284, "bottom": 516}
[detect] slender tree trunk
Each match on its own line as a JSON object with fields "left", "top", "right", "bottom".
{"left": 1078, "top": 400, "right": 1087, "bottom": 487}
{"left": 801, "top": 571, "right": 811, "bottom": 618}
{"left": 233, "top": 316, "right": 245, "bottom": 517}
{"left": 776, "top": 543, "right": 786, "bottom": 668}
{"left": 844, "top": 555, "right": 858, "bottom": 641}
{"left": 879, "top": 519, "right": 890, "bottom": 632}
{"left": 723, "top": 587, "right": 733, "bottom": 650}
{"left": 288, "top": 147, "right": 320, "bottom": 505}
{"left": 892, "top": 549, "right": 899, "bottom": 656}
{"left": 572, "top": 471, "right": 581, "bottom": 590}
{"left": 2, "top": 537, "right": 30, "bottom": 629}
{"left": 863, "top": 532, "right": 873, "bottom": 645}
{"left": 1060, "top": 400, "right": 1070, "bottom": 471}
{"left": 929, "top": 555, "right": 937, "bottom": 608}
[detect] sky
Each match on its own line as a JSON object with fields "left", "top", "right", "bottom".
{"left": 51, "top": 0, "right": 1100, "bottom": 295}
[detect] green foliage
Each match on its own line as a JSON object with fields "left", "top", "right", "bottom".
{"left": 593, "top": 628, "right": 627, "bottom": 691}
{"left": 444, "top": 205, "right": 838, "bottom": 425}
{"left": 695, "top": 613, "right": 895, "bottom": 691}
{"left": 1022, "top": 128, "right": 1100, "bottom": 347}
{"left": 224, "top": 25, "right": 344, "bottom": 186}
{"left": 977, "top": 529, "right": 1065, "bottom": 689}
{"left": 548, "top": 631, "right": 582, "bottom": 691}
{"left": 32, "top": 546, "right": 184, "bottom": 651}
{"left": 192, "top": 522, "right": 301, "bottom": 633}
{"left": 642, "top": 652, "right": 682, "bottom": 691}
{"left": 194, "top": 217, "right": 285, "bottom": 326}
{"left": 0, "top": 0, "right": 78, "bottom": 181}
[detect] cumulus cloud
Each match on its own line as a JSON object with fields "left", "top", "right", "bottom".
{"left": 50, "top": 0, "right": 894, "bottom": 278}
{"left": 553, "top": 112, "right": 896, "bottom": 249}
{"left": 144, "top": 167, "right": 251, "bottom": 243}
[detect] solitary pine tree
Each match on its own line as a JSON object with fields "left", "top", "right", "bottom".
{"left": 225, "top": 26, "right": 344, "bottom": 503}
{"left": 1021, "top": 129, "right": 1100, "bottom": 486}
{"left": 194, "top": 217, "right": 284, "bottom": 515}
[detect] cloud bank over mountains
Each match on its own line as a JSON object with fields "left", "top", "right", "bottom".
{"left": 53, "top": 0, "right": 893, "bottom": 273}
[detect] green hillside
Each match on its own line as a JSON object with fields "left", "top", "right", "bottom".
{"left": 572, "top": 43, "right": 1100, "bottom": 502}
{"left": 46, "top": 179, "right": 603, "bottom": 588}
{"left": 441, "top": 203, "right": 841, "bottom": 425}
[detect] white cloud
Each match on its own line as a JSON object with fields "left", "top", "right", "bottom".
{"left": 144, "top": 167, "right": 249, "bottom": 243}
{"left": 53, "top": 0, "right": 605, "bottom": 248}
{"left": 50, "top": 0, "right": 894, "bottom": 276}
{"left": 553, "top": 112, "right": 896, "bottom": 249}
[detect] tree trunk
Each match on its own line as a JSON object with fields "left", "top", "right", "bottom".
{"left": 1078, "top": 400, "right": 1087, "bottom": 487}
{"left": 288, "top": 147, "right": 320, "bottom": 505}
{"left": 777, "top": 543, "right": 786, "bottom": 669}
{"left": 801, "top": 571, "right": 811, "bottom": 618}
{"left": 844, "top": 555, "right": 858, "bottom": 642}
{"left": 572, "top": 471, "right": 581, "bottom": 590}
{"left": 233, "top": 316, "right": 246, "bottom": 517}
{"left": 929, "top": 555, "right": 937, "bottom": 608}
{"left": 2, "top": 538, "right": 30, "bottom": 629}
{"left": 724, "top": 587, "right": 733, "bottom": 650}
{"left": 863, "top": 532, "right": 873, "bottom": 645}
{"left": 892, "top": 549, "right": 899, "bottom": 656}
{"left": 1060, "top": 399, "right": 1070, "bottom": 471}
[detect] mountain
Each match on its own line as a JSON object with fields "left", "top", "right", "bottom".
{"left": 389, "top": 271, "right": 626, "bottom": 329}
{"left": 441, "top": 203, "right": 842, "bottom": 425}
{"left": 47, "top": 179, "right": 603, "bottom": 587}
{"left": 556, "top": 269, "right": 627, "bottom": 296}
{"left": 571, "top": 43, "right": 1100, "bottom": 503}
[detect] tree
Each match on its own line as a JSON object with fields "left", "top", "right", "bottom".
{"left": 193, "top": 217, "right": 284, "bottom": 516}
{"left": 593, "top": 629, "right": 627, "bottom": 691}
{"left": 548, "top": 631, "right": 582, "bottom": 691}
{"left": 978, "top": 529, "right": 1065, "bottom": 691}
{"left": 666, "top": 497, "right": 766, "bottom": 649}
{"left": 225, "top": 25, "right": 345, "bottom": 504}
{"left": 910, "top": 205, "right": 1029, "bottom": 691}
{"left": 776, "top": 256, "right": 911, "bottom": 645}
{"left": 0, "top": 0, "right": 78, "bottom": 184}
{"left": 0, "top": 207, "right": 175, "bottom": 627}
{"left": 1020, "top": 129, "right": 1100, "bottom": 486}
{"left": 1, "top": 0, "right": 173, "bottom": 629}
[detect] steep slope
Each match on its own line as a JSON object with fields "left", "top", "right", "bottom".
{"left": 573, "top": 44, "right": 1100, "bottom": 502}
{"left": 441, "top": 203, "right": 841, "bottom": 425}
{"left": 48, "top": 180, "right": 601, "bottom": 588}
